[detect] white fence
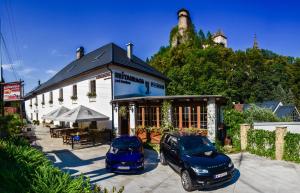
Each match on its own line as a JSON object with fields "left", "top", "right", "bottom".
{"left": 253, "top": 122, "right": 300, "bottom": 134}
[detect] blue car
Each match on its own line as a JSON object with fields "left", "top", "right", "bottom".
{"left": 106, "top": 136, "right": 144, "bottom": 173}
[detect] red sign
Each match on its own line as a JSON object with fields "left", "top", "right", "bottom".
{"left": 4, "top": 82, "right": 22, "bottom": 101}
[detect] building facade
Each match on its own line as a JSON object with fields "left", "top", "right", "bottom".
{"left": 24, "top": 42, "right": 226, "bottom": 142}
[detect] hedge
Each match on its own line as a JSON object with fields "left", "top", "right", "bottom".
{"left": 247, "top": 129, "right": 276, "bottom": 159}
{"left": 283, "top": 132, "right": 300, "bottom": 163}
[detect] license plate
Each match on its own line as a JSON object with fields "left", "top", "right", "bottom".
{"left": 118, "top": 166, "right": 130, "bottom": 170}
{"left": 214, "top": 172, "right": 227, "bottom": 179}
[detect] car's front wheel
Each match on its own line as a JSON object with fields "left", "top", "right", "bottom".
{"left": 160, "top": 152, "right": 167, "bottom": 165}
{"left": 181, "top": 170, "right": 194, "bottom": 192}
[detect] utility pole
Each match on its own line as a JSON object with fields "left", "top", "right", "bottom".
{"left": 0, "top": 17, "right": 4, "bottom": 117}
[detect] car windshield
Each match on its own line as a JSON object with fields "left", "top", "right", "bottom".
{"left": 112, "top": 137, "right": 141, "bottom": 150}
{"left": 179, "top": 135, "right": 216, "bottom": 155}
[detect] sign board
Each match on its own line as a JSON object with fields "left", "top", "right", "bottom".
{"left": 3, "top": 82, "right": 22, "bottom": 101}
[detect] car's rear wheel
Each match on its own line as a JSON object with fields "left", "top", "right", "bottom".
{"left": 160, "top": 152, "right": 167, "bottom": 165}
{"left": 181, "top": 170, "right": 194, "bottom": 192}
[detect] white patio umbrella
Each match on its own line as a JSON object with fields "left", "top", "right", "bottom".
{"left": 42, "top": 106, "right": 70, "bottom": 120}
{"left": 55, "top": 105, "right": 109, "bottom": 122}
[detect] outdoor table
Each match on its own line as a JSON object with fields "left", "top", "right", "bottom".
{"left": 70, "top": 132, "right": 89, "bottom": 149}
{"left": 61, "top": 128, "right": 79, "bottom": 144}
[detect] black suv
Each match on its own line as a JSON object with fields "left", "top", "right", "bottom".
{"left": 160, "top": 132, "right": 234, "bottom": 191}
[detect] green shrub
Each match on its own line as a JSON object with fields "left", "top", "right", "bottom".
{"left": 223, "top": 109, "right": 245, "bottom": 150}
{"left": 0, "top": 114, "right": 22, "bottom": 137}
{"left": 0, "top": 138, "right": 123, "bottom": 193}
{"left": 283, "top": 132, "right": 300, "bottom": 163}
{"left": 244, "top": 104, "right": 283, "bottom": 125}
{"left": 247, "top": 129, "right": 276, "bottom": 159}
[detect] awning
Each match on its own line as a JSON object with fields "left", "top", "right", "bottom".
{"left": 42, "top": 106, "right": 70, "bottom": 120}
{"left": 56, "top": 105, "right": 109, "bottom": 122}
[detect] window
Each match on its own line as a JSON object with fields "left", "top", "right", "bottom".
{"left": 31, "top": 113, "right": 33, "bottom": 120}
{"left": 191, "top": 105, "right": 197, "bottom": 128}
{"left": 182, "top": 106, "right": 190, "bottom": 128}
{"left": 42, "top": 94, "right": 45, "bottom": 104}
{"left": 72, "top": 85, "right": 77, "bottom": 97}
{"left": 200, "top": 103, "right": 207, "bottom": 129}
{"left": 173, "top": 103, "right": 207, "bottom": 129}
{"left": 49, "top": 91, "right": 53, "bottom": 102}
{"left": 59, "top": 88, "right": 63, "bottom": 99}
{"left": 136, "top": 106, "right": 161, "bottom": 127}
{"left": 90, "top": 80, "right": 96, "bottom": 93}
{"left": 30, "top": 99, "right": 32, "bottom": 106}
{"left": 35, "top": 97, "right": 38, "bottom": 106}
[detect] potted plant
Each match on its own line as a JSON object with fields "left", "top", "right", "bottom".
{"left": 29, "top": 104, "right": 32, "bottom": 107}
{"left": 49, "top": 100, "right": 53, "bottom": 104}
{"left": 136, "top": 126, "right": 147, "bottom": 143}
{"left": 71, "top": 95, "right": 78, "bottom": 101}
{"left": 118, "top": 106, "right": 127, "bottom": 118}
{"left": 87, "top": 92, "right": 97, "bottom": 98}
{"left": 34, "top": 102, "right": 38, "bottom": 106}
{"left": 58, "top": 97, "right": 64, "bottom": 102}
{"left": 149, "top": 127, "right": 162, "bottom": 144}
{"left": 41, "top": 101, "right": 45, "bottom": 106}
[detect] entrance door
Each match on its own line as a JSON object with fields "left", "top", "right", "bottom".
{"left": 120, "top": 110, "right": 129, "bottom": 135}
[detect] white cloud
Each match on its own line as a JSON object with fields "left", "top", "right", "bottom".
{"left": 46, "top": 69, "right": 57, "bottom": 76}
{"left": 51, "top": 49, "right": 58, "bottom": 55}
{"left": 50, "top": 49, "right": 68, "bottom": 57}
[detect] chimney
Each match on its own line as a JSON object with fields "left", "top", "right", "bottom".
{"left": 126, "top": 43, "right": 133, "bottom": 59}
{"left": 38, "top": 80, "right": 41, "bottom": 86}
{"left": 76, "top": 46, "right": 84, "bottom": 59}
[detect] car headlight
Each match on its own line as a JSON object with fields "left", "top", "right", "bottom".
{"left": 109, "top": 147, "right": 118, "bottom": 154}
{"left": 228, "top": 160, "right": 233, "bottom": 168}
{"left": 191, "top": 167, "right": 209, "bottom": 174}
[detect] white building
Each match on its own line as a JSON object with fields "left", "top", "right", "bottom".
{"left": 24, "top": 42, "right": 226, "bottom": 141}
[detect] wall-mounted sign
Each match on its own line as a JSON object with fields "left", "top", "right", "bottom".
{"left": 151, "top": 82, "right": 165, "bottom": 89}
{"left": 114, "top": 72, "right": 144, "bottom": 84}
{"left": 3, "top": 82, "right": 22, "bottom": 101}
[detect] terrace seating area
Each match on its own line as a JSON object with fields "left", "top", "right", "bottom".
{"left": 46, "top": 124, "right": 111, "bottom": 149}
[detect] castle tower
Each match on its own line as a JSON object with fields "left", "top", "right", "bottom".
{"left": 212, "top": 29, "right": 228, "bottom": 47}
{"left": 253, "top": 34, "right": 259, "bottom": 49}
{"left": 177, "top": 8, "right": 191, "bottom": 36}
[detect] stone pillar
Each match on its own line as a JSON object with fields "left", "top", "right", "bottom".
{"left": 113, "top": 105, "right": 119, "bottom": 136}
{"left": 275, "top": 126, "right": 287, "bottom": 160}
{"left": 129, "top": 104, "right": 136, "bottom": 136}
{"left": 207, "top": 98, "right": 217, "bottom": 142}
{"left": 240, "top": 124, "right": 250, "bottom": 151}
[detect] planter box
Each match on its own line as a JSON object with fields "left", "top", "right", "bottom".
{"left": 150, "top": 132, "right": 161, "bottom": 144}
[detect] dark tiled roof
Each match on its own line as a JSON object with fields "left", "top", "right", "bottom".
{"left": 244, "top": 100, "right": 280, "bottom": 112}
{"left": 26, "top": 43, "right": 168, "bottom": 98}
{"left": 275, "top": 105, "right": 296, "bottom": 118}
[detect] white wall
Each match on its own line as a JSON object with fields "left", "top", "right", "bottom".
{"left": 25, "top": 69, "right": 112, "bottom": 129}
{"left": 254, "top": 122, "right": 300, "bottom": 134}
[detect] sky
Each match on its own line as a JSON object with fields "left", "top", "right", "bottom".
{"left": 0, "top": 0, "right": 300, "bottom": 93}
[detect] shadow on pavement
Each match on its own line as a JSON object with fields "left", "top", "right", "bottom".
{"left": 201, "top": 168, "right": 240, "bottom": 191}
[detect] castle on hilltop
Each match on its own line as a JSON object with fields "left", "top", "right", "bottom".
{"left": 171, "top": 8, "right": 228, "bottom": 48}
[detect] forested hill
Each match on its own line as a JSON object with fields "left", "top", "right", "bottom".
{"left": 149, "top": 26, "right": 300, "bottom": 108}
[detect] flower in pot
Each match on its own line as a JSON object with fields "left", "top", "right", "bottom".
{"left": 70, "top": 95, "right": 78, "bottom": 101}
{"left": 149, "top": 127, "right": 162, "bottom": 144}
{"left": 87, "top": 92, "right": 97, "bottom": 98}
{"left": 41, "top": 101, "right": 45, "bottom": 106}
{"left": 58, "top": 97, "right": 64, "bottom": 102}
{"left": 29, "top": 104, "right": 32, "bottom": 107}
{"left": 34, "top": 102, "right": 38, "bottom": 106}
{"left": 136, "top": 126, "right": 147, "bottom": 142}
{"left": 49, "top": 100, "right": 53, "bottom": 104}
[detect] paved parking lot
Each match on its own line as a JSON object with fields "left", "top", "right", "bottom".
{"left": 35, "top": 126, "right": 300, "bottom": 193}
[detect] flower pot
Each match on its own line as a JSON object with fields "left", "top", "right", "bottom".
{"left": 150, "top": 132, "right": 161, "bottom": 144}
{"left": 136, "top": 130, "right": 147, "bottom": 143}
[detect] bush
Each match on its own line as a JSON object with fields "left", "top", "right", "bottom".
{"left": 247, "top": 129, "right": 276, "bottom": 159}
{"left": 0, "top": 114, "right": 22, "bottom": 138}
{"left": 0, "top": 138, "right": 124, "bottom": 193}
{"left": 283, "top": 132, "right": 300, "bottom": 163}
{"left": 223, "top": 109, "right": 245, "bottom": 150}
